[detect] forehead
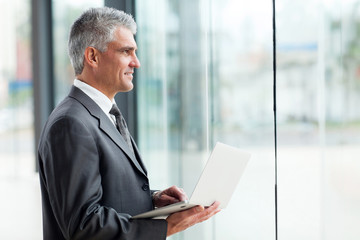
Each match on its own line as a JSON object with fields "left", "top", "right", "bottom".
{"left": 109, "top": 26, "right": 137, "bottom": 48}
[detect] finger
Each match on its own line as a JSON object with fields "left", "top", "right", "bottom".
{"left": 160, "top": 195, "right": 181, "bottom": 204}
{"left": 169, "top": 204, "right": 220, "bottom": 231}
{"left": 169, "top": 205, "right": 204, "bottom": 219}
{"left": 192, "top": 202, "right": 221, "bottom": 220}
{"left": 171, "top": 186, "right": 188, "bottom": 201}
{"left": 164, "top": 186, "right": 188, "bottom": 201}
{"left": 205, "top": 201, "right": 221, "bottom": 214}
{"left": 194, "top": 210, "right": 220, "bottom": 224}
{"left": 179, "top": 202, "right": 219, "bottom": 218}
{"left": 155, "top": 188, "right": 189, "bottom": 207}
{"left": 211, "top": 201, "right": 221, "bottom": 208}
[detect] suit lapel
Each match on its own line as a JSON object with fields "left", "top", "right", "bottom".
{"left": 130, "top": 136, "right": 147, "bottom": 175}
{"left": 68, "top": 86, "right": 147, "bottom": 177}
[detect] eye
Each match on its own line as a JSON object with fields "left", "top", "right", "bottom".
{"left": 119, "top": 48, "right": 136, "bottom": 56}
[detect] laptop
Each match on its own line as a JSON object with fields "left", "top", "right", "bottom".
{"left": 132, "top": 142, "right": 251, "bottom": 219}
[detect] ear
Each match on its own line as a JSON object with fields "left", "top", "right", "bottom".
{"left": 83, "top": 47, "right": 99, "bottom": 68}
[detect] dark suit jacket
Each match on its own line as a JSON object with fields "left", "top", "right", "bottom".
{"left": 38, "top": 86, "right": 167, "bottom": 239}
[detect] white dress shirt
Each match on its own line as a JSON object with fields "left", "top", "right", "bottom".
{"left": 73, "top": 79, "right": 117, "bottom": 126}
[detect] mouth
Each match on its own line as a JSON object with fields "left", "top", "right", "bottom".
{"left": 124, "top": 72, "right": 134, "bottom": 78}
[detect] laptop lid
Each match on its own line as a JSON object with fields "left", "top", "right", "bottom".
{"left": 188, "top": 142, "right": 250, "bottom": 208}
{"left": 132, "top": 142, "right": 250, "bottom": 219}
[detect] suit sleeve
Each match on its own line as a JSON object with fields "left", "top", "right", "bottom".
{"left": 38, "top": 116, "right": 167, "bottom": 240}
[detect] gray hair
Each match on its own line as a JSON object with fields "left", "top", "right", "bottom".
{"left": 68, "top": 7, "right": 137, "bottom": 75}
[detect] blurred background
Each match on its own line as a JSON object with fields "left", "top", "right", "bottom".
{"left": 0, "top": 0, "right": 359, "bottom": 239}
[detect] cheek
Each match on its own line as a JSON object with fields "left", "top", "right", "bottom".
{"left": 118, "top": 59, "right": 130, "bottom": 70}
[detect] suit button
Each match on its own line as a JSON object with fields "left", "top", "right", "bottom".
{"left": 142, "top": 183, "right": 149, "bottom": 191}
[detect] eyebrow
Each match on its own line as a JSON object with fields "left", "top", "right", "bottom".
{"left": 117, "top": 46, "right": 137, "bottom": 51}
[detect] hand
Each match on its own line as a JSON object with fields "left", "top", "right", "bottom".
{"left": 153, "top": 186, "right": 188, "bottom": 208}
{"left": 166, "top": 201, "right": 221, "bottom": 237}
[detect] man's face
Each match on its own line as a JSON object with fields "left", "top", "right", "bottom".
{"left": 96, "top": 26, "right": 140, "bottom": 97}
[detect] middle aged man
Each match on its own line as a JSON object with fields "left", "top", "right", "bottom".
{"left": 38, "top": 7, "right": 221, "bottom": 240}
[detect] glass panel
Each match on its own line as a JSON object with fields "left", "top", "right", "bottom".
{"left": 52, "top": 0, "right": 104, "bottom": 104}
{"left": 277, "top": 0, "right": 360, "bottom": 239}
{"left": 0, "top": 0, "right": 38, "bottom": 239}
{"left": 136, "top": 2, "right": 210, "bottom": 239}
{"left": 136, "top": 0, "right": 275, "bottom": 239}
{"left": 0, "top": 0, "right": 33, "bottom": 176}
{"left": 208, "top": 0, "right": 275, "bottom": 239}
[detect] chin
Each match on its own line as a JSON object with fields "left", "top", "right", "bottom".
{"left": 119, "top": 84, "right": 134, "bottom": 93}
{"left": 127, "top": 82, "right": 134, "bottom": 91}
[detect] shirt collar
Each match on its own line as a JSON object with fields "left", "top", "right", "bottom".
{"left": 73, "top": 79, "right": 116, "bottom": 116}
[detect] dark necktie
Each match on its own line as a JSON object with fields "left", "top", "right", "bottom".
{"left": 109, "top": 104, "right": 134, "bottom": 154}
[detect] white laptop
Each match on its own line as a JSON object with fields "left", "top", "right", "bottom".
{"left": 132, "top": 142, "right": 251, "bottom": 219}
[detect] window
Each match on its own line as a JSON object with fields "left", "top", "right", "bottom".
{"left": 136, "top": 0, "right": 360, "bottom": 239}
{"left": 277, "top": 0, "right": 360, "bottom": 239}
{"left": 0, "top": 0, "right": 33, "bottom": 177}
{"left": 0, "top": 0, "right": 37, "bottom": 238}
{"left": 52, "top": 0, "right": 104, "bottom": 103}
{"left": 136, "top": 0, "right": 275, "bottom": 239}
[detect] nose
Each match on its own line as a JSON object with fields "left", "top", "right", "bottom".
{"left": 130, "top": 54, "right": 141, "bottom": 68}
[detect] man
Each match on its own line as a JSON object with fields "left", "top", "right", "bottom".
{"left": 38, "top": 7, "right": 220, "bottom": 239}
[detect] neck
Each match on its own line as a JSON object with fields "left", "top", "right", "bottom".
{"left": 76, "top": 73, "right": 116, "bottom": 100}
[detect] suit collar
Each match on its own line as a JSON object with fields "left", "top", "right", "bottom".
{"left": 73, "top": 79, "right": 114, "bottom": 118}
{"left": 68, "top": 86, "right": 147, "bottom": 177}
